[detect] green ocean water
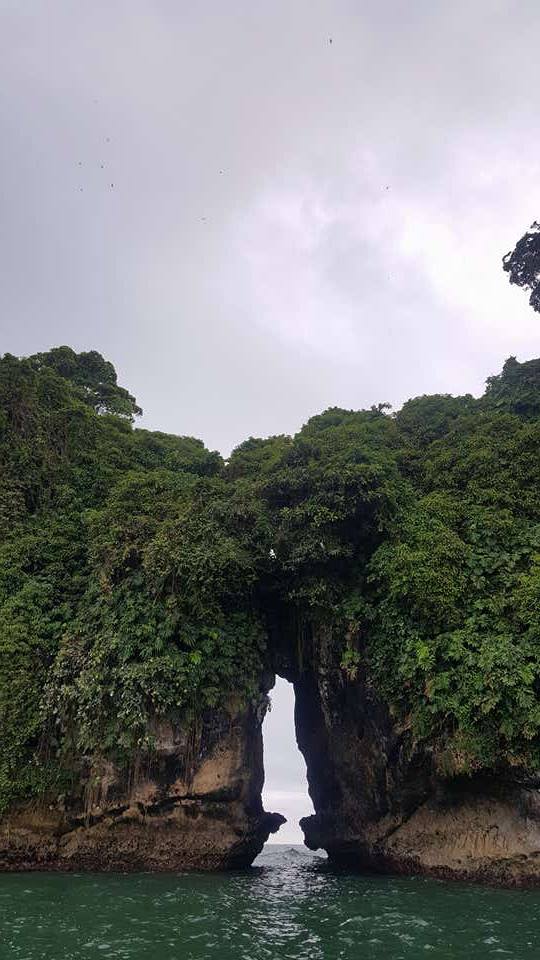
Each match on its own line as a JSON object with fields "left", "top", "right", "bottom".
{"left": 1, "top": 844, "right": 540, "bottom": 959}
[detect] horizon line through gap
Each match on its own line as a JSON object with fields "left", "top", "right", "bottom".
{"left": 262, "top": 676, "right": 314, "bottom": 845}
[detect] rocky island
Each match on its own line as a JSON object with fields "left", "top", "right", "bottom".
{"left": 2, "top": 346, "right": 540, "bottom": 883}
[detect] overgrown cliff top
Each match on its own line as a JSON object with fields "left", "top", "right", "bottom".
{"left": 1, "top": 346, "right": 540, "bottom": 812}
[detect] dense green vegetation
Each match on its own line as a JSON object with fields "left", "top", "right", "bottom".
{"left": 1, "top": 347, "right": 540, "bottom": 812}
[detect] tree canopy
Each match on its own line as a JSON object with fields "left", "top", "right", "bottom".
{"left": 29, "top": 346, "right": 142, "bottom": 419}
{"left": 503, "top": 222, "right": 540, "bottom": 314}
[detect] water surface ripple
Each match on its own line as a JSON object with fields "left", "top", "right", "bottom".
{"left": 1, "top": 844, "right": 540, "bottom": 959}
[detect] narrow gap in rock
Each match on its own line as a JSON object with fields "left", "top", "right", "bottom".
{"left": 262, "top": 676, "right": 313, "bottom": 845}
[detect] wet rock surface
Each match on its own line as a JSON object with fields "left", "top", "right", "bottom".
{"left": 0, "top": 703, "right": 284, "bottom": 872}
{"left": 290, "top": 626, "right": 540, "bottom": 886}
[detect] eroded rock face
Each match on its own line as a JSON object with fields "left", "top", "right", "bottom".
{"left": 0, "top": 702, "right": 284, "bottom": 872}
{"left": 4, "top": 619, "right": 540, "bottom": 883}
{"left": 290, "top": 626, "right": 540, "bottom": 886}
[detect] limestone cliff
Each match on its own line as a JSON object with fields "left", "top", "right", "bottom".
{"left": 0, "top": 702, "right": 284, "bottom": 871}
{"left": 4, "top": 348, "right": 540, "bottom": 883}
{"left": 290, "top": 626, "right": 540, "bottom": 886}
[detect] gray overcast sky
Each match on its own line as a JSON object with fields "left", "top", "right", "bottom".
{"left": 2, "top": 1, "right": 540, "bottom": 840}
{"left": 2, "top": 0, "right": 540, "bottom": 456}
